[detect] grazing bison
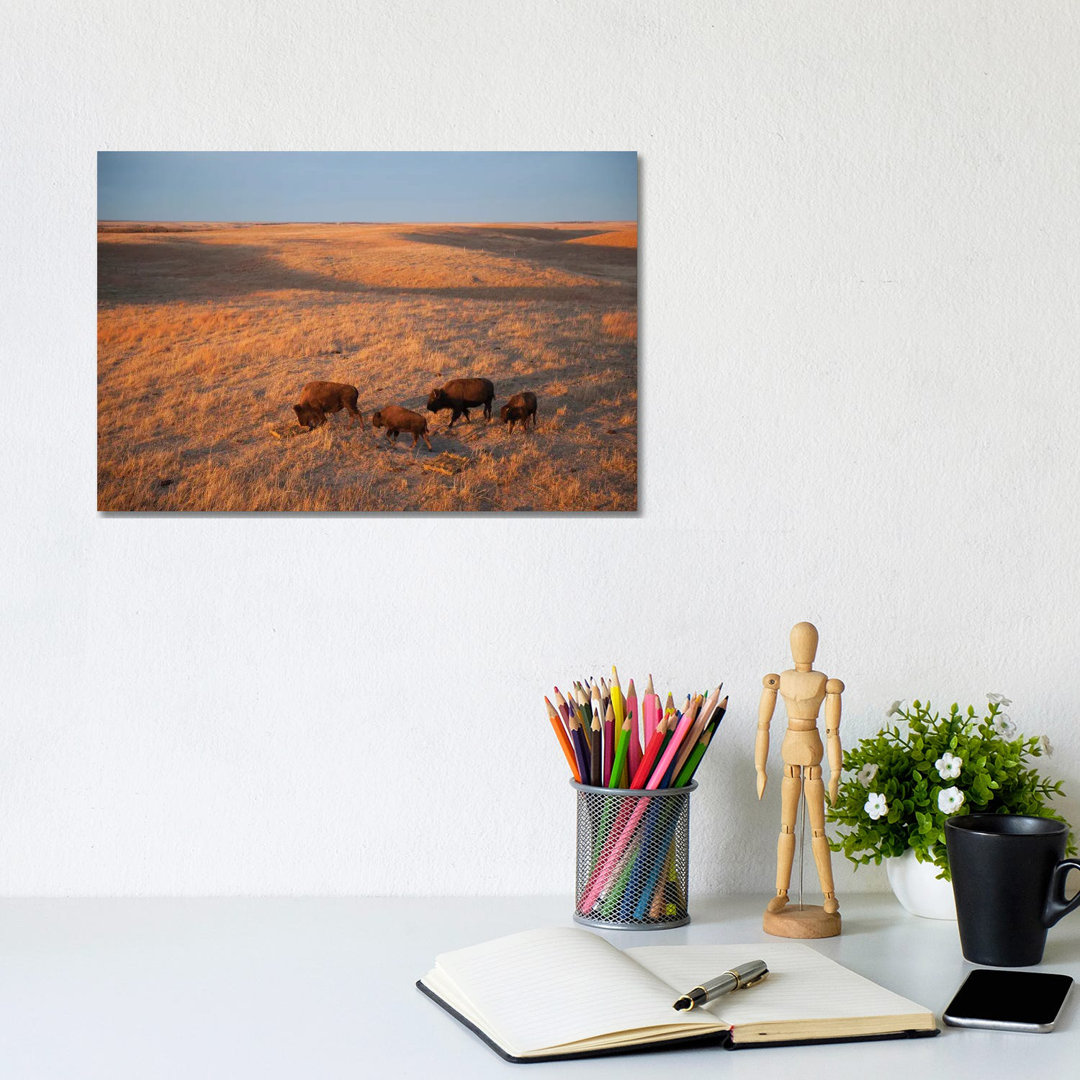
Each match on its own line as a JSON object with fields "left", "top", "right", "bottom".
{"left": 426, "top": 377, "right": 495, "bottom": 428}
{"left": 292, "top": 381, "right": 364, "bottom": 431}
{"left": 499, "top": 391, "right": 538, "bottom": 434}
{"left": 371, "top": 405, "right": 433, "bottom": 450}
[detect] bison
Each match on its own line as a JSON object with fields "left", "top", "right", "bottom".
{"left": 426, "top": 377, "right": 495, "bottom": 428}
{"left": 292, "top": 381, "right": 364, "bottom": 431}
{"left": 499, "top": 391, "right": 538, "bottom": 434}
{"left": 371, "top": 405, "right": 433, "bottom": 450}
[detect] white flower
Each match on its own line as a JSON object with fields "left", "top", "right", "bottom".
{"left": 1041, "top": 734, "right": 1054, "bottom": 757}
{"left": 935, "top": 752, "right": 962, "bottom": 780}
{"left": 992, "top": 713, "right": 1017, "bottom": 738}
{"left": 987, "top": 692, "right": 1013, "bottom": 707}
{"left": 864, "top": 793, "right": 889, "bottom": 820}
{"left": 857, "top": 763, "right": 879, "bottom": 785}
{"left": 938, "top": 786, "right": 965, "bottom": 814}
{"left": 885, "top": 700, "right": 904, "bottom": 718}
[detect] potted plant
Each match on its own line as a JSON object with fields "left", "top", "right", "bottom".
{"left": 826, "top": 695, "right": 1072, "bottom": 919}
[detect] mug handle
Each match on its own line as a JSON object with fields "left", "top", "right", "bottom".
{"left": 1043, "top": 859, "right": 1080, "bottom": 928}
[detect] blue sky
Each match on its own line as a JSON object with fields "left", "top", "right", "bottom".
{"left": 97, "top": 151, "right": 637, "bottom": 223}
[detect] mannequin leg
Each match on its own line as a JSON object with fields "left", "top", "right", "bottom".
{"left": 805, "top": 766, "right": 839, "bottom": 914}
{"left": 767, "top": 764, "right": 802, "bottom": 913}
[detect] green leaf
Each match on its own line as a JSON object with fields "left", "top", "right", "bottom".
{"left": 827, "top": 696, "right": 1074, "bottom": 868}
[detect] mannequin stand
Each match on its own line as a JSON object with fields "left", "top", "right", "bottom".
{"left": 763, "top": 904, "right": 841, "bottom": 939}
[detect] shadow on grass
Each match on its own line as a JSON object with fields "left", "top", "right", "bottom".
{"left": 98, "top": 231, "right": 636, "bottom": 307}
{"left": 401, "top": 227, "right": 637, "bottom": 278}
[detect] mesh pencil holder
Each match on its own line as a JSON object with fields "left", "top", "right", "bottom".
{"left": 571, "top": 781, "right": 697, "bottom": 931}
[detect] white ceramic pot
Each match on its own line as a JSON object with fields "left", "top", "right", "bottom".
{"left": 885, "top": 849, "right": 957, "bottom": 920}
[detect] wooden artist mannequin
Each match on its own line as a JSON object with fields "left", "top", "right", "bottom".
{"left": 755, "top": 622, "right": 844, "bottom": 938}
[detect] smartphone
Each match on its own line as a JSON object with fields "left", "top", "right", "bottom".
{"left": 943, "top": 969, "right": 1074, "bottom": 1033}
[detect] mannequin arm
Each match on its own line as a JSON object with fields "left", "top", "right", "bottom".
{"left": 756, "top": 674, "right": 779, "bottom": 799}
{"left": 824, "top": 678, "right": 844, "bottom": 804}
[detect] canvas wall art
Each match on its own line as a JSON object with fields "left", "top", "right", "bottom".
{"left": 97, "top": 151, "right": 638, "bottom": 512}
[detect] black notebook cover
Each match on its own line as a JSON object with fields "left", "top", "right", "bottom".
{"left": 417, "top": 979, "right": 938, "bottom": 1063}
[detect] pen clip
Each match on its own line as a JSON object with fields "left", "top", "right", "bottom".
{"left": 739, "top": 968, "right": 769, "bottom": 989}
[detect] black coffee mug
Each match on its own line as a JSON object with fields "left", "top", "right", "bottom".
{"left": 946, "top": 814, "right": 1080, "bottom": 966}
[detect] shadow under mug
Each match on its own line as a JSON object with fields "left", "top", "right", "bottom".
{"left": 945, "top": 814, "right": 1080, "bottom": 966}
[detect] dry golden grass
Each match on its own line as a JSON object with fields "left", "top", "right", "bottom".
{"left": 602, "top": 311, "right": 638, "bottom": 342}
{"left": 567, "top": 226, "right": 638, "bottom": 248}
{"left": 98, "top": 222, "right": 637, "bottom": 511}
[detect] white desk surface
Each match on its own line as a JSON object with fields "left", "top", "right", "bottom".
{"left": 0, "top": 893, "right": 1076, "bottom": 1078}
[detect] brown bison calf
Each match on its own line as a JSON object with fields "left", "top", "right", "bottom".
{"left": 293, "top": 381, "right": 364, "bottom": 430}
{"left": 371, "top": 405, "right": 433, "bottom": 450}
{"left": 426, "top": 377, "right": 495, "bottom": 428}
{"left": 499, "top": 391, "right": 538, "bottom": 434}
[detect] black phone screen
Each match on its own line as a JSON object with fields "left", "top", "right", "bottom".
{"left": 944, "top": 970, "right": 1073, "bottom": 1031}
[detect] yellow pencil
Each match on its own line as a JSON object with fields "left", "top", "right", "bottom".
{"left": 610, "top": 666, "right": 625, "bottom": 726}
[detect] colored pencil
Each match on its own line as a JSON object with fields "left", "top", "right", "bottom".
{"left": 645, "top": 705, "right": 697, "bottom": 789}
{"left": 674, "top": 729, "right": 712, "bottom": 787}
{"left": 543, "top": 672, "right": 725, "bottom": 794}
{"left": 630, "top": 704, "right": 666, "bottom": 788}
{"left": 576, "top": 683, "right": 593, "bottom": 728}
{"left": 675, "top": 695, "right": 728, "bottom": 786}
{"left": 602, "top": 701, "right": 615, "bottom": 786}
{"left": 609, "top": 667, "right": 624, "bottom": 725}
{"left": 545, "top": 696, "right": 580, "bottom": 782}
{"left": 608, "top": 701, "right": 634, "bottom": 790}
{"left": 634, "top": 805, "right": 686, "bottom": 918}
{"left": 643, "top": 675, "right": 659, "bottom": 745}
{"left": 580, "top": 708, "right": 700, "bottom": 910}
{"left": 625, "top": 679, "right": 641, "bottom": 783}
{"left": 670, "top": 686, "right": 719, "bottom": 780}
{"left": 568, "top": 706, "right": 591, "bottom": 783}
{"left": 571, "top": 690, "right": 592, "bottom": 770}
{"left": 553, "top": 686, "right": 572, "bottom": 730}
{"left": 589, "top": 710, "right": 603, "bottom": 786}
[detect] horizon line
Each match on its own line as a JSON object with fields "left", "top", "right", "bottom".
{"left": 97, "top": 218, "right": 637, "bottom": 225}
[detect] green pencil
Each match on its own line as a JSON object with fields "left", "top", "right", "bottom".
{"left": 608, "top": 711, "right": 633, "bottom": 789}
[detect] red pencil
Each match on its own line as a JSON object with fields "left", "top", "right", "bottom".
{"left": 630, "top": 700, "right": 667, "bottom": 788}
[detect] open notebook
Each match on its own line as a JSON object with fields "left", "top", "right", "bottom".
{"left": 418, "top": 927, "right": 937, "bottom": 1062}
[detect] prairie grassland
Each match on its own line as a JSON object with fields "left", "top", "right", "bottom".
{"left": 98, "top": 222, "right": 637, "bottom": 511}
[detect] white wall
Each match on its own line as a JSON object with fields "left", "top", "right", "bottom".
{"left": 3, "top": 1, "right": 1079, "bottom": 897}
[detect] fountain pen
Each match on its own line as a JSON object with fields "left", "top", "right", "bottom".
{"left": 672, "top": 959, "right": 769, "bottom": 1011}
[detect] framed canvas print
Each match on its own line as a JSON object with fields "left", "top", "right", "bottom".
{"left": 97, "top": 151, "right": 637, "bottom": 512}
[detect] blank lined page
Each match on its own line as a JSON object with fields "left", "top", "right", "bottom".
{"left": 428, "top": 927, "right": 716, "bottom": 1055}
{"left": 626, "top": 942, "right": 931, "bottom": 1025}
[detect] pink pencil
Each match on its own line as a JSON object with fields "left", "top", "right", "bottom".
{"left": 670, "top": 687, "right": 719, "bottom": 781}
{"left": 626, "top": 679, "right": 641, "bottom": 782}
{"left": 579, "top": 708, "right": 698, "bottom": 911}
{"left": 643, "top": 675, "right": 659, "bottom": 735}
{"left": 602, "top": 702, "right": 615, "bottom": 786}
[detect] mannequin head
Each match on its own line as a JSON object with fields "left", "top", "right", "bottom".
{"left": 790, "top": 621, "right": 819, "bottom": 670}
